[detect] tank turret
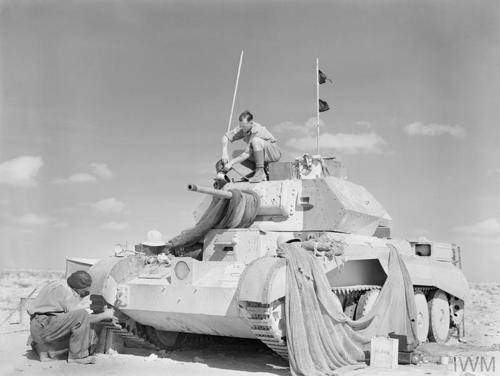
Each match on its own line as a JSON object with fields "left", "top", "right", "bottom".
{"left": 190, "top": 156, "right": 392, "bottom": 236}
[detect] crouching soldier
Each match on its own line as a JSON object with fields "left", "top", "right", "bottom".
{"left": 221, "top": 110, "right": 281, "bottom": 183}
{"left": 27, "top": 270, "right": 115, "bottom": 364}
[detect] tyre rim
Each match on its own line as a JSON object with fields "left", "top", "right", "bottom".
{"left": 417, "top": 312, "right": 424, "bottom": 328}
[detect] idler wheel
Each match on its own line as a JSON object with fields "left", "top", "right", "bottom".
{"left": 414, "top": 291, "right": 429, "bottom": 343}
{"left": 355, "top": 290, "right": 380, "bottom": 320}
{"left": 428, "top": 290, "right": 450, "bottom": 343}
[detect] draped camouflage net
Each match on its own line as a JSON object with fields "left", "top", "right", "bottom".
{"left": 166, "top": 189, "right": 260, "bottom": 256}
{"left": 278, "top": 242, "right": 418, "bottom": 376}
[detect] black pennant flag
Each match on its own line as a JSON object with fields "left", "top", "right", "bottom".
{"left": 319, "top": 99, "right": 330, "bottom": 112}
{"left": 318, "top": 69, "right": 333, "bottom": 84}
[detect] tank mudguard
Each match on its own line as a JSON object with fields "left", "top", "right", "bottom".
{"left": 238, "top": 256, "right": 286, "bottom": 304}
{"left": 399, "top": 254, "right": 469, "bottom": 301}
{"left": 375, "top": 241, "right": 469, "bottom": 301}
{"left": 238, "top": 245, "right": 470, "bottom": 305}
{"left": 88, "top": 255, "right": 145, "bottom": 305}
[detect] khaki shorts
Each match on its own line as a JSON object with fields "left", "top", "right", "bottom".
{"left": 262, "top": 141, "right": 281, "bottom": 163}
{"left": 233, "top": 141, "right": 282, "bottom": 165}
{"left": 246, "top": 141, "right": 281, "bottom": 163}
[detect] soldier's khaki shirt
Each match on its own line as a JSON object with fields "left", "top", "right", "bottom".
{"left": 27, "top": 280, "right": 82, "bottom": 315}
{"left": 225, "top": 122, "right": 277, "bottom": 144}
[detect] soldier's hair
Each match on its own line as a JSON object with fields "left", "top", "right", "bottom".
{"left": 239, "top": 110, "right": 253, "bottom": 122}
{"left": 67, "top": 270, "right": 92, "bottom": 289}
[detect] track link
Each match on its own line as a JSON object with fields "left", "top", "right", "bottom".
{"left": 91, "top": 295, "right": 159, "bottom": 352}
{"left": 243, "top": 301, "right": 289, "bottom": 359}
{"left": 332, "top": 284, "right": 381, "bottom": 295}
{"left": 99, "top": 321, "right": 159, "bottom": 351}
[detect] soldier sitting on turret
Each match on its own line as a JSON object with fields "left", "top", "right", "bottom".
{"left": 221, "top": 110, "right": 281, "bottom": 183}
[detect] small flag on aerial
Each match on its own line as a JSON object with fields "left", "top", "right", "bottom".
{"left": 318, "top": 70, "right": 333, "bottom": 85}
{"left": 319, "top": 99, "right": 330, "bottom": 112}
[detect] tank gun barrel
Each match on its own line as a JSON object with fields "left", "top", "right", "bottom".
{"left": 187, "top": 184, "right": 233, "bottom": 199}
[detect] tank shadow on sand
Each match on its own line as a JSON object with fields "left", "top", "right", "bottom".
{"left": 123, "top": 337, "right": 290, "bottom": 375}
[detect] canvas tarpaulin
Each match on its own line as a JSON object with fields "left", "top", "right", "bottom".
{"left": 278, "top": 242, "right": 418, "bottom": 376}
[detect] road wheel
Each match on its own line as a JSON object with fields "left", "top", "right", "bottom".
{"left": 343, "top": 294, "right": 357, "bottom": 319}
{"left": 414, "top": 291, "right": 429, "bottom": 343}
{"left": 428, "top": 290, "right": 450, "bottom": 343}
{"left": 355, "top": 290, "right": 380, "bottom": 320}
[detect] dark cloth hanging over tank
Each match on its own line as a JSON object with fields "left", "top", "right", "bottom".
{"left": 166, "top": 189, "right": 260, "bottom": 256}
{"left": 277, "top": 242, "right": 418, "bottom": 376}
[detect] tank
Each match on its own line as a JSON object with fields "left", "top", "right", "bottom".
{"left": 84, "top": 154, "right": 469, "bottom": 357}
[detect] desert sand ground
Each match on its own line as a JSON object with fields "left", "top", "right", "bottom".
{"left": 1, "top": 271, "right": 499, "bottom": 376}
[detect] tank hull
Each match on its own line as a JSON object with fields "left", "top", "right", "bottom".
{"left": 116, "top": 273, "right": 254, "bottom": 338}
{"left": 88, "top": 230, "right": 468, "bottom": 339}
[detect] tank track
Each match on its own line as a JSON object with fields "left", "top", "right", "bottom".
{"left": 242, "top": 285, "right": 382, "bottom": 360}
{"left": 332, "top": 284, "right": 381, "bottom": 295}
{"left": 98, "top": 320, "right": 159, "bottom": 352}
{"left": 90, "top": 295, "right": 159, "bottom": 352}
{"left": 101, "top": 317, "right": 221, "bottom": 353}
{"left": 243, "top": 285, "right": 447, "bottom": 359}
{"left": 244, "top": 300, "right": 289, "bottom": 360}
{"left": 414, "top": 285, "right": 436, "bottom": 295}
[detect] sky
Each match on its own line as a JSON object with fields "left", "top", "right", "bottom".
{"left": 0, "top": 0, "right": 499, "bottom": 281}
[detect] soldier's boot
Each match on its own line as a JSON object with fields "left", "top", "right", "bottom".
{"left": 249, "top": 151, "right": 266, "bottom": 183}
{"left": 31, "top": 342, "right": 55, "bottom": 362}
{"left": 39, "top": 352, "right": 54, "bottom": 362}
